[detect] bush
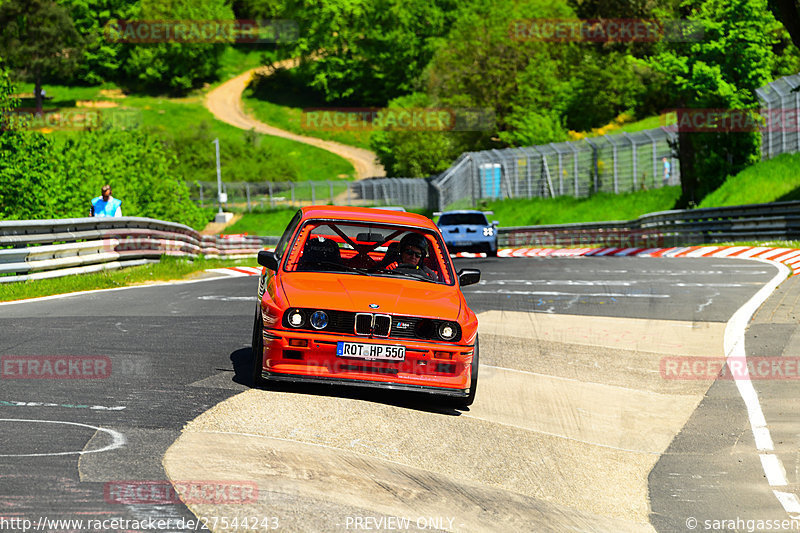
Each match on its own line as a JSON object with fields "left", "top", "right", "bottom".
{"left": 0, "top": 127, "right": 211, "bottom": 229}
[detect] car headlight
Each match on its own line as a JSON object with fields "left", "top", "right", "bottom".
{"left": 438, "top": 322, "right": 458, "bottom": 341}
{"left": 287, "top": 309, "right": 306, "bottom": 328}
{"left": 483, "top": 227, "right": 494, "bottom": 237}
{"left": 310, "top": 310, "right": 329, "bottom": 330}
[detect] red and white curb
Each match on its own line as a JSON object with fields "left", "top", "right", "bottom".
{"left": 482, "top": 246, "right": 800, "bottom": 275}
{"left": 208, "top": 246, "right": 800, "bottom": 277}
{"left": 206, "top": 266, "right": 262, "bottom": 277}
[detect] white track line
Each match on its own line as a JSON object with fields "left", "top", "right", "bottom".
{"left": 725, "top": 257, "right": 797, "bottom": 517}
{"left": 0, "top": 418, "right": 126, "bottom": 457}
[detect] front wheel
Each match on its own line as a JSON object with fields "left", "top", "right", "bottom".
{"left": 251, "top": 307, "right": 265, "bottom": 387}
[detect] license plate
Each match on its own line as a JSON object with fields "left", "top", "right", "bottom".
{"left": 455, "top": 241, "right": 471, "bottom": 246}
{"left": 336, "top": 342, "right": 406, "bottom": 361}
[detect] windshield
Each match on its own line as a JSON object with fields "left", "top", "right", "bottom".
{"left": 283, "top": 219, "right": 454, "bottom": 285}
{"left": 438, "top": 213, "right": 489, "bottom": 226}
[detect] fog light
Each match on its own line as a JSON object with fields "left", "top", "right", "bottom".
{"left": 310, "top": 310, "right": 329, "bottom": 330}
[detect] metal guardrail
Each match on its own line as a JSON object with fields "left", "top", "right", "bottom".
{"left": 0, "top": 217, "right": 277, "bottom": 283}
{"left": 498, "top": 200, "right": 800, "bottom": 248}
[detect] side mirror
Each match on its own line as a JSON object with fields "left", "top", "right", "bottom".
{"left": 258, "top": 250, "right": 279, "bottom": 271}
{"left": 457, "top": 268, "right": 481, "bottom": 287}
{"left": 492, "top": 220, "right": 499, "bottom": 226}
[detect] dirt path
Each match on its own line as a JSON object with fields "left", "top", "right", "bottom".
{"left": 205, "top": 58, "right": 385, "bottom": 180}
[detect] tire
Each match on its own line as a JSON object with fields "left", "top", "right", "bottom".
{"left": 487, "top": 242, "right": 498, "bottom": 257}
{"left": 448, "top": 337, "right": 479, "bottom": 408}
{"left": 251, "top": 306, "right": 265, "bottom": 387}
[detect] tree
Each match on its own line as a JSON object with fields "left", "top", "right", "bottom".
{"left": 278, "top": 0, "right": 458, "bottom": 104}
{"left": 651, "top": 0, "right": 780, "bottom": 206}
{"left": 55, "top": 0, "right": 135, "bottom": 85}
{"left": 0, "top": 0, "right": 84, "bottom": 113}
{"left": 770, "top": 0, "right": 800, "bottom": 49}
{"left": 121, "top": 0, "right": 234, "bottom": 94}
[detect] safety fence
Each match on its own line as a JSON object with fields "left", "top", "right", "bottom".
{"left": 0, "top": 217, "right": 276, "bottom": 283}
{"left": 756, "top": 72, "right": 800, "bottom": 161}
{"left": 189, "top": 179, "right": 431, "bottom": 211}
{"left": 189, "top": 126, "right": 679, "bottom": 213}
{"left": 498, "top": 200, "right": 800, "bottom": 248}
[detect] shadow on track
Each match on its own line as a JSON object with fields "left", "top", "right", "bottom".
{"left": 229, "top": 347, "right": 466, "bottom": 416}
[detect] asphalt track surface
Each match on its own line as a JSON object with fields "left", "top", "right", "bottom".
{"left": 0, "top": 256, "right": 796, "bottom": 532}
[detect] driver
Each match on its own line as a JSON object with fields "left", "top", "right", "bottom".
{"left": 385, "top": 233, "right": 438, "bottom": 280}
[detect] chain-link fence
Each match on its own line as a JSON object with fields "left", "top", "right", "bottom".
{"left": 189, "top": 178, "right": 435, "bottom": 211}
{"left": 756, "top": 72, "right": 800, "bottom": 160}
{"left": 430, "top": 128, "right": 679, "bottom": 210}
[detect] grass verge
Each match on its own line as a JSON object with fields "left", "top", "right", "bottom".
{"left": 0, "top": 256, "right": 254, "bottom": 302}
{"left": 16, "top": 66, "right": 356, "bottom": 183}
{"left": 699, "top": 152, "right": 800, "bottom": 207}
{"left": 242, "top": 68, "right": 374, "bottom": 149}
{"left": 223, "top": 207, "right": 298, "bottom": 235}
{"left": 472, "top": 186, "right": 682, "bottom": 227}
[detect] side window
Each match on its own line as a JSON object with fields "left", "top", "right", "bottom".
{"left": 275, "top": 210, "right": 302, "bottom": 259}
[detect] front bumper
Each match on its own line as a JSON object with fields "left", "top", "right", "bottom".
{"left": 260, "top": 371, "right": 469, "bottom": 397}
{"left": 260, "top": 328, "right": 474, "bottom": 394}
{"left": 444, "top": 238, "right": 497, "bottom": 254}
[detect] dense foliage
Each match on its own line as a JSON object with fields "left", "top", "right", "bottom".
{"left": 1, "top": 0, "right": 800, "bottom": 217}
{"left": 122, "top": 0, "right": 234, "bottom": 93}
{"left": 651, "top": 0, "right": 781, "bottom": 206}
{"left": 0, "top": 62, "right": 209, "bottom": 227}
{"left": 0, "top": 128, "right": 210, "bottom": 227}
{"left": 0, "top": 0, "right": 84, "bottom": 110}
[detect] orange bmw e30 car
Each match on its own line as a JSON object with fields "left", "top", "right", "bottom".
{"left": 251, "top": 206, "right": 482, "bottom": 406}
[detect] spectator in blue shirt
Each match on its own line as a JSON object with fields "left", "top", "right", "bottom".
{"left": 91, "top": 184, "right": 122, "bottom": 217}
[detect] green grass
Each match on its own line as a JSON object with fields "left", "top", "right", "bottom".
{"left": 216, "top": 46, "right": 275, "bottom": 82}
{"left": 224, "top": 207, "right": 298, "bottom": 235}
{"left": 611, "top": 113, "right": 675, "bottom": 135}
{"left": 242, "top": 68, "right": 373, "bottom": 149}
{"left": 15, "top": 80, "right": 356, "bottom": 182}
{"left": 471, "top": 186, "right": 682, "bottom": 227}
{"left": 699, "top": 152, "right": 800, "bottom": 207}
{"left": 242, "top": 94, "right": 373, "bottom": 149}
{"left": 0, "top": 256, "right": 254, "bottom": 302}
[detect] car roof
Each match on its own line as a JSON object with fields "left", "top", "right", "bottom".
{"left": 300, "top": 205, "right": 437, "bottom": 231}
{"left": 439, "top": 210, "right": 487, "bottom": 215}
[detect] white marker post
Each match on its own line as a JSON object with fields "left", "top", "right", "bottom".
{"left": 212, "top": 138, "right": 233, "bottom": 224}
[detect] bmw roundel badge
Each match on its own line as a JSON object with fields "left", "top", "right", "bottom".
{"left": 369, "top": 303, "right": 380, "bottom": 309}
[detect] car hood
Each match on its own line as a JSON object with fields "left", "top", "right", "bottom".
{"left": 280, "top": 273, "right": 462, "bottom": 320}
